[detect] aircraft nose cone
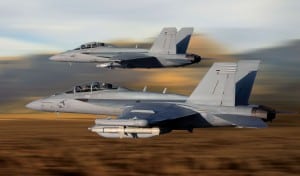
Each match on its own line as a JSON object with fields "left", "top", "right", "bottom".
{"left": 26, "top": 100, "right": 41, "bottom": 110}
{"left": 49, "top": 55, "right": 60, "bottom": 61}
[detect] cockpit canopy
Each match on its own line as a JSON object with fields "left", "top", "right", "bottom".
{"left": 74, "top": 42, "right": 115, "bottom": 50}
{"left": 65, "top": 81, "right": 119, "bottom": 94}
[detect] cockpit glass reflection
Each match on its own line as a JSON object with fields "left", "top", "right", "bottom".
{"left": 77, "top": 42, "right": 114, "bottom": 50}
{"left": 65, "top": 82, "right": 118, "bottom": 94}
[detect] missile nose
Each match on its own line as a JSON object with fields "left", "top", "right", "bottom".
{"left": 26, "top": 100, "right": 42, "bottom": 110}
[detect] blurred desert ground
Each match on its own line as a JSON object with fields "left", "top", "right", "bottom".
{"left": 0, "top": 35, "right": 299, "bottom": 175}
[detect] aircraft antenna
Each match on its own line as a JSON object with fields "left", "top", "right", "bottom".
{"left": 163, "top": 88, "right": 167, "bottom": 94}
{"left": 55, "top": 111, "right": 60, "bottom": 120}
{"left": 143, "top": 86, "right": 147, "bottom": 92}
{"left": 68, "top": 62, "right": 72, "bottom": 67}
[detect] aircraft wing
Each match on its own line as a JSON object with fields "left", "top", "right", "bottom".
{"left": 78, "top": 51, "right": 151, "bottom": 60}
{"left": 111, "top": 53, "right": 152, "bottom": 61}
{"left": 215, "top": 114, "right": 267, "bottom": 128}
{"left": 77, "top": 52, "right": 148, "bottom": 60}
{"left": 89, "top": 103, "right": 267, "bottom": 138}
{"left": 89, "top": 102, "right": 203, "bottom": 138}
{"left": 118, "top": 103, "right": 267, "bottom": 128}
{"left": 118, "top": 102, "right": 199, "bottom": 125}
{"left": 96, "top": 53, "right": 163, "bottom": 68}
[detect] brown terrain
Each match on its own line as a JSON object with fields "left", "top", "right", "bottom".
{"left": 0, "top": 113, "right": 299, "bottom": 176}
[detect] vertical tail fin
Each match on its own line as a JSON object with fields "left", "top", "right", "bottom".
{"left": 235, "top": 60, "right": 260, "bottom": 105}
{"left": 187, "top": 62, "right": 237, "bottom": 106}
{"left": 149, "top": 27, "right": 177, "bottom": 54}
{"left": 176, "top": 27, "right": 193, "bottom": 54}
{"left": 186, "top": 60, "right": 260, "bottom": 106}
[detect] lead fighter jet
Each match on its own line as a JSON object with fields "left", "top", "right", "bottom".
{"left": 49, "top": 27, "right": 201, "bottom": 68}
{"left": 26, "top": 60, "right": 276, "bottom": 138}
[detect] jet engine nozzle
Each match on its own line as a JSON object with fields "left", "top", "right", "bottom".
{"left": 252, "top": 105, "right": 276, "bottom": 122}
{"left": 186, "top": 53, "right": 201, "bottom": 63}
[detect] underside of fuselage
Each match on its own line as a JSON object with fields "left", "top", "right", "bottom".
{"left": 119, "top": 57, "right": 164, "bottom": 68}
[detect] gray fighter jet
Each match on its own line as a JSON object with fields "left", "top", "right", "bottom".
{"left": 26, "top": 60, "right": 276, "bottom": 138}
{"left": 26, "top": 82, "right": 187, "bottom": 115}
{"left": 49, "top": 27, "right": 201, "bottom": 68}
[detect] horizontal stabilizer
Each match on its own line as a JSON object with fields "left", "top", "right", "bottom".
{"left": 216, "top": 114, "right": 267, "bottom": 128}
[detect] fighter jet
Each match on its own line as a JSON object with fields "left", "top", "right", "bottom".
{"left": 49, "top": 27, "right": 201, "bottom": 68}
{"left": 26, "top": 82, "right": 187, "bottom": 115}
{"left": 26, "top": 60, "right": 276, "bottom": 138}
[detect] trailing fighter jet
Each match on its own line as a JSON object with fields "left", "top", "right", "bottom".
{"left": 49, "top": 27, "right": 201, "bottom": 68}
{"left": 26, "top": 60, "right": 276, "bottom": 138}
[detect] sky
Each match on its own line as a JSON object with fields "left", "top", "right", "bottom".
{"left": 0, "top": 0, "right": 299, "bottom": 56}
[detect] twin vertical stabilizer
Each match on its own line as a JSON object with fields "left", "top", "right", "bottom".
{"left": 149, "top": 27, "right": 193, "bottom": 55}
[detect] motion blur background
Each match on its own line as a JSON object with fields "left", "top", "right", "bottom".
{"left": 0, "top": 1, "right": 299, "bottom": 175}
